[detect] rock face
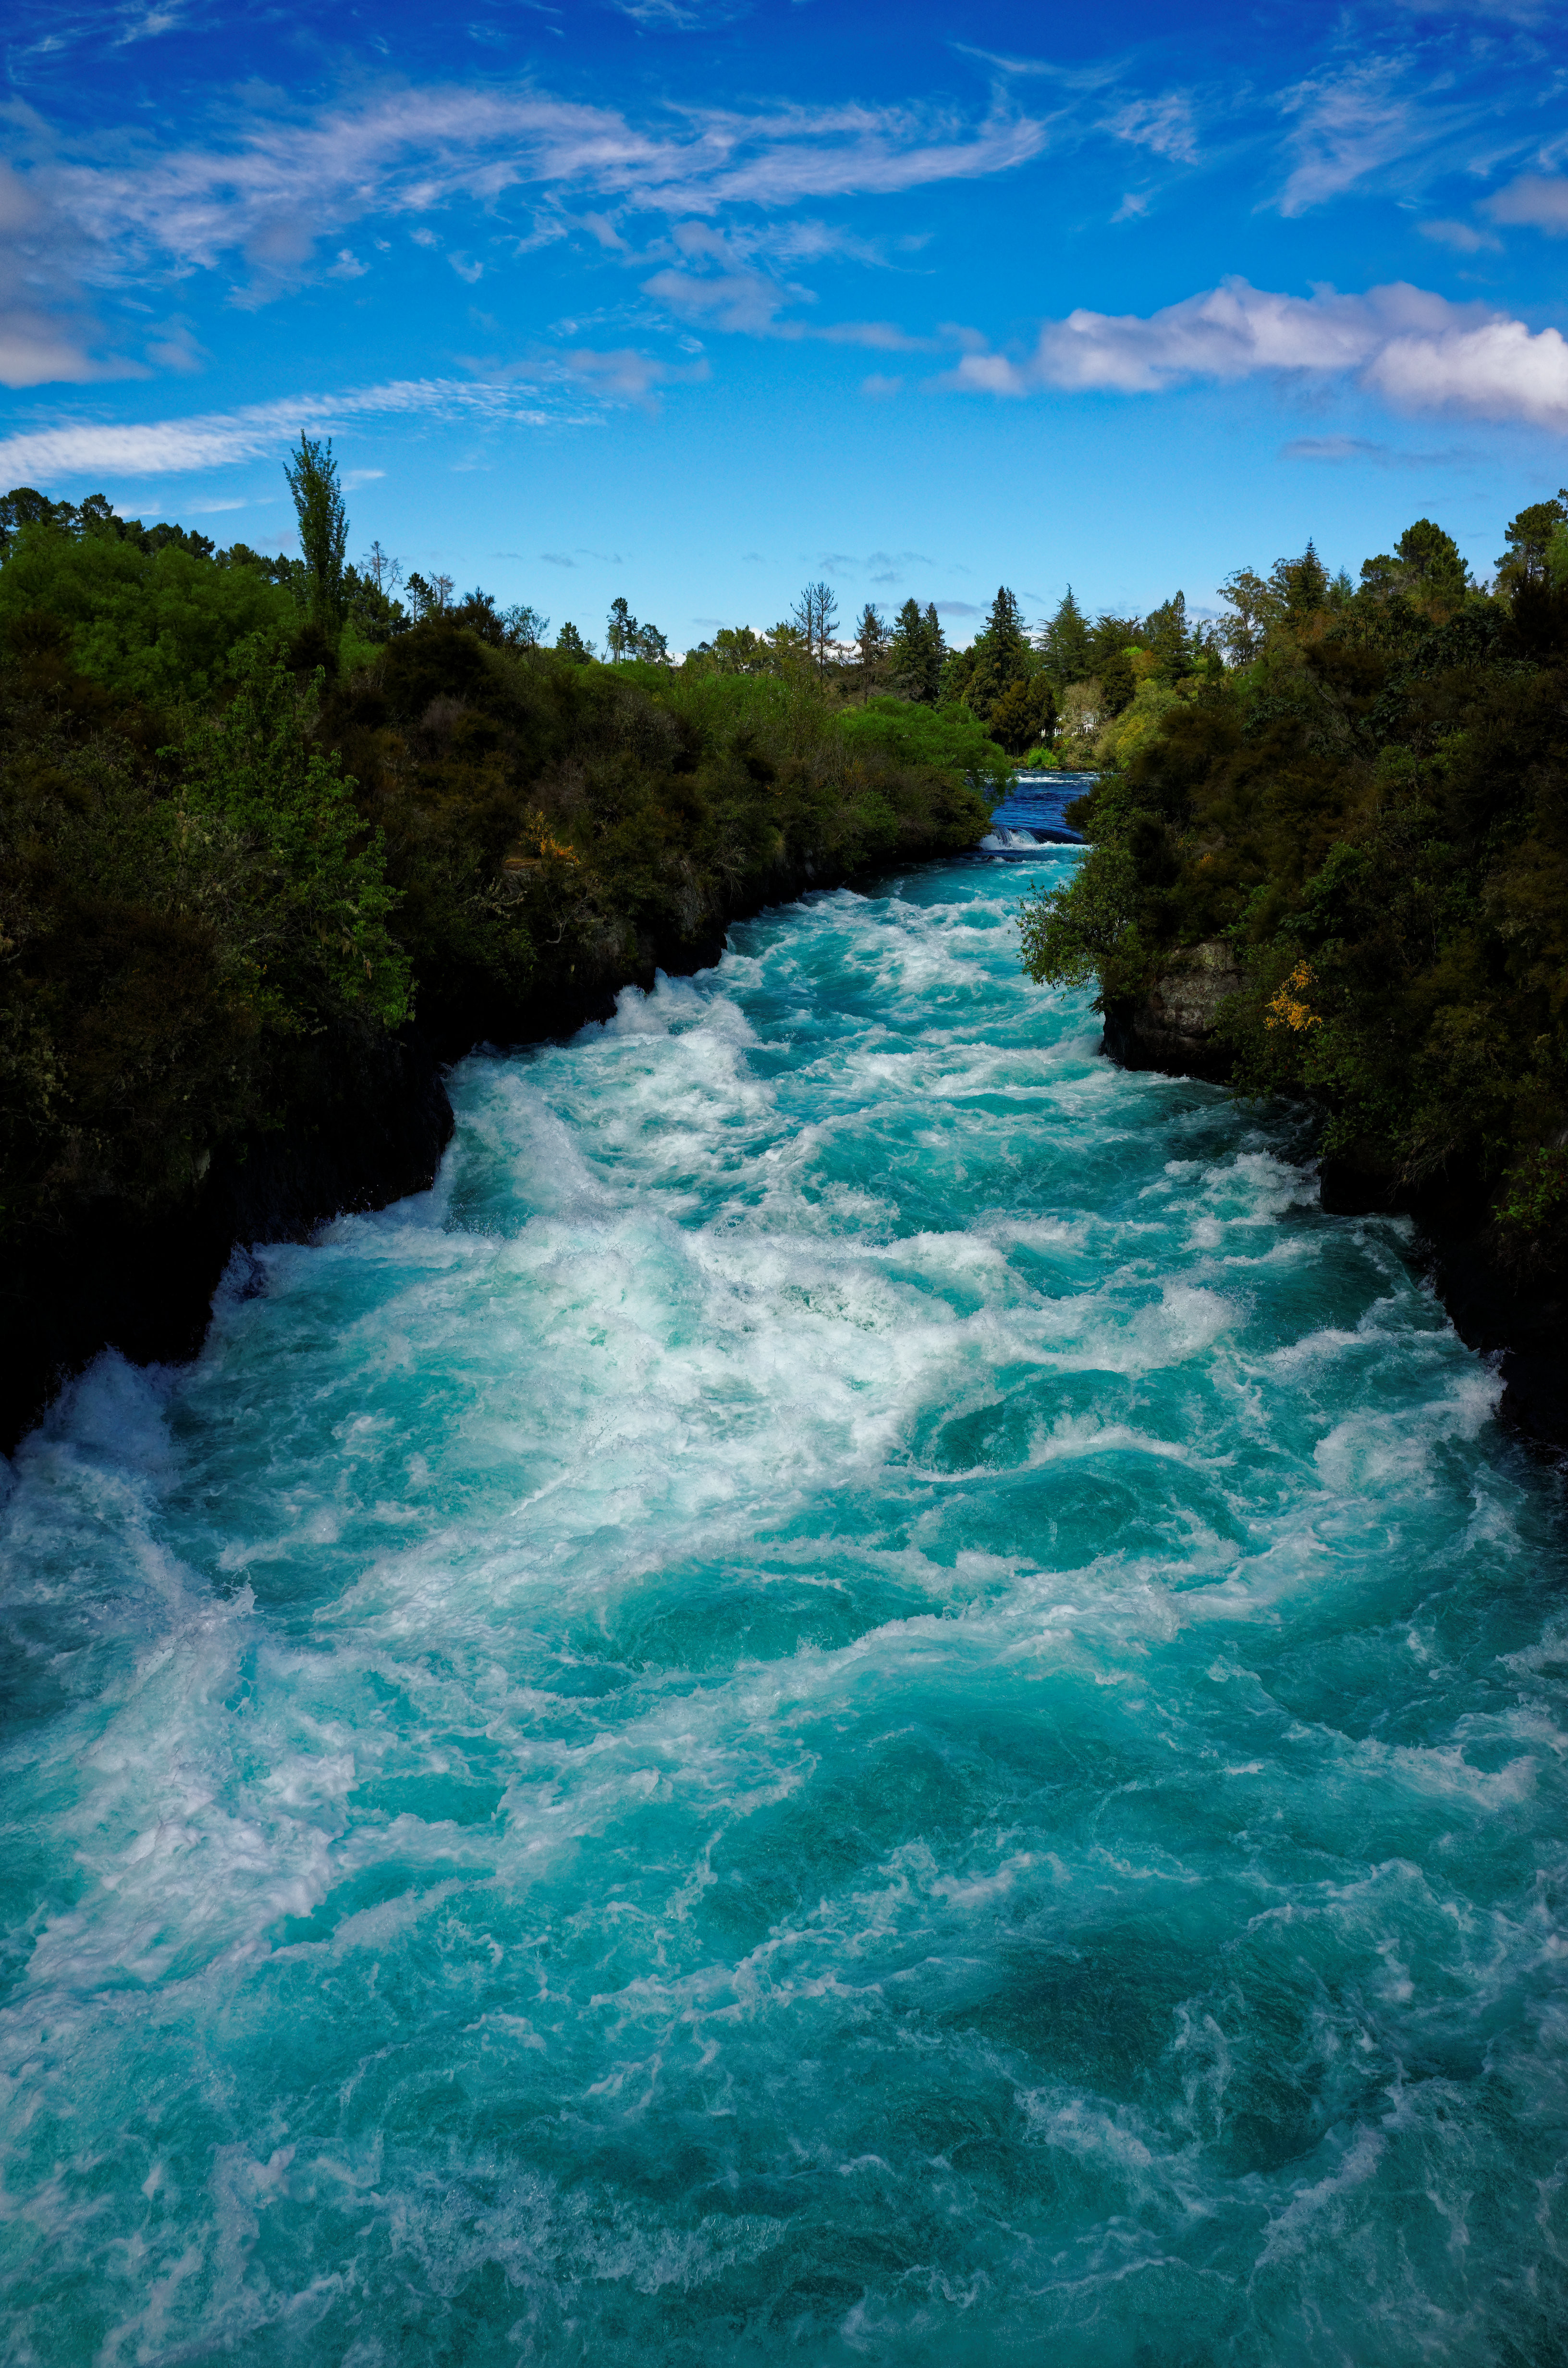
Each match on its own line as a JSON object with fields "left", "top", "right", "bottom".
{"left": 1102, "top": 940, "right": 1240, "bottom": 1085}
{"left": 1099, "top": 953, "right": 1567, "bottom": 1457}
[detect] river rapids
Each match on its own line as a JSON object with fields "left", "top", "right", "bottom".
{"left": 3, "top": 795, "right": 1566, "bottom": 2366}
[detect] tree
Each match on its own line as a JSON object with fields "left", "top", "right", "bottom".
{"left": 1140, "top": 592, "right": 1193, "bottom": 679}
{"left": 1270, "top": 540, "right": 1330, "bottom": 621}
{"left": 792, "top": 580, "right": 840, "bottom": 677}
{"left": 555, "top": 622, "right": 595, "bottom": 660}
{"left": 989, "top": 673, "right": 1057, "bottom": 755}
{"left": 888, "top": 598, "right": 946, "bottom": 703}
{"left": 1495, "top": 493, "right": 1568, "bottom": 597}
{"left": 1360, "top": 518, "right": 1470, "bottom": 613}
{"left": 405, "top": 571, "right": 453, "bottom": 621}
{"left": 1216, "top": 567, "right": 1279, "bottom": 665}
{"left": 282, "top": 434, "right": 349, "bottom": 635}
{"left": 1037, "top": 586, "right": 1092, "bottom": 686}
{"left": 854, "top": 602, "right": 887, "bottom": 694}
{"left": 943, "top": 586, "right": 1035, "bottom": 726}
{"left": 607, "top": 596, "right": 636, "bottom": 660}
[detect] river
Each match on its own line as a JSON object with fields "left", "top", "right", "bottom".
{"left": 3, "top": 788, "right": 1565, "bottom": 2366}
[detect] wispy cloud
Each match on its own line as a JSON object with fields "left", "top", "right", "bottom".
{"left": 0, "top": 78, "right": 1051, "bottom": 382}
{"left": 1272, "top": 57, "right": 1493, "bottom": 216}
{"left": 1418, "top": 216, "right": 1501, "bottom": 252}
{"left": 1102, "top": 91, "right": 1199, "bottom": 167}
{"left": 1281, "top": 433, "right": 1470, "bottom": 467}
{"left": 637, "top": 218, "right": 928, "bottom": 345}
{"left": 1484, "top": 172, "right": 1568, "bottom": 233}
{"left": 941, "top": 277, "right": 1568, "bottom": 432}
{"left": 13, "top": 83, "right": 1050, "bottom": 284}
{"left": 0, "top": 376, "right": 569, "bottom": 482}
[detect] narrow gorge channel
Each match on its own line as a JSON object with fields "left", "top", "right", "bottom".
{"left": 3, "top": 804, "right": 1565, "bottom": 2366}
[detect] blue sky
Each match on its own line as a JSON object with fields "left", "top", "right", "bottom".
{"left": 3, "top": 0, "right": 1567, "bottom": 646}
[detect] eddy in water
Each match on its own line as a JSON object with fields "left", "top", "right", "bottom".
{"left": 2, "top": 823, "right": 1565, "bottom": 2366}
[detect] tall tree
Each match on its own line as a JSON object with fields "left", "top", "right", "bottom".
{"left": 981, "top": 584, "right": 1029, "bottom": 677}
{"left": 947, "top": 585, "right": 1032, "bottom": 722}
{"left": 1140, "top": 592, "right": 1192, "bottom": 679}
{"left": 792, "top": 580, "right": 840, "bottom": 676}
{"left": 607, "top": 596, "right": 637, "bottom": 660}
{"left": 888, "top": 598, "right": 945, "bottom": 703}
{"left": 1037, "top": 586, "right": 1092, "bottom": 685}
{"left": 282, "top": 434, "right": 348, "bottom": 634}
{"left": 853, "top": 603, "right": 886, "bottom": 700}
{"left": 1215, "top": 568, "right": 1276, "bottom": 665}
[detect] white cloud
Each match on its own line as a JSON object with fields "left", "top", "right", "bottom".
{"left": 0, "top": 377, "right": 562, "bottom": 483}
{"left": 1102, "top": 91, "right": 1198, "bottom": 167}
{"left": 21, "top": 83, "right": 1049, "bottom": 283}
{"left": 941, "top": 277, "right": 1568, "bottom": 432}
{"left": 1484, "top": 173, "right": 1568, "bottom": 234}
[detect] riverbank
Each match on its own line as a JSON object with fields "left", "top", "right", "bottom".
{"left": 1, "top": 837, "right": 978, "bottom": 1455}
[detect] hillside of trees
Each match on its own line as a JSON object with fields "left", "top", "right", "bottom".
{"left": 0, "top": 446, "right": 1014, "bottom": 1443}
{"left": 1019, "top": 495, "right": 1568, "bottom": 1312}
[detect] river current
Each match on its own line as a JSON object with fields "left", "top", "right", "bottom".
{"left": 3, "top": 792, "right": 1567, "bottom": 2366}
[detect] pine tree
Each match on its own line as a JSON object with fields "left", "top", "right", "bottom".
{"left": 1038, "top": 586, "right": 1093, "bottom": 686}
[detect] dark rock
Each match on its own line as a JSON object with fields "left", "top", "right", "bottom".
{"left": 1102, "top": 940, "right": 1240, "bottom": 1085}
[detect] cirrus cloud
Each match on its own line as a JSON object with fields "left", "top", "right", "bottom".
{"left": 0, "top": 373, "right": 585, "bottom": 483}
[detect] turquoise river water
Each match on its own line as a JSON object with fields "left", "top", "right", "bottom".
{"left": 3, "top": 806, "right": 1567, "bottom": 2367}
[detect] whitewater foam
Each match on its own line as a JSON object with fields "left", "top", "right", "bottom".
{"left": 2, "top": 841, "right": 1566, "bottom": 2366}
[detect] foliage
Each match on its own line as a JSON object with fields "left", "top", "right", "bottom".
{"left": 887, "top": 599, "right": 948, "bottom": 703}
{"left": 0, "top": 463, "right": 1004, "bottom": 1267}
{"left": 0, "top": 516, "right": 296, "bottom": 704}
{"left": 1021, "top": 497, "right": 1568, "bottom": 1269}
{"left": 283, "top": 434, "right": 348, "bottom": 634}
{"left": 0, "top": 627, "right": 405, "bottom": 1240}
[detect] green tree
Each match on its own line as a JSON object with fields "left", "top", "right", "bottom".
{"left": 179, "top": 647, "right": 408, "bottom": 1029}
{"left": 888, "top": 598, "right": 946, "bottom": 702}
{"left": 792, "top": 580, "right": 840, "bottom": 677}
{"left": 989, "top": 673, "right": 1057, "bottom": 754}
{"left": 1038, "top": 586, "right": 1093, "bottom": 685}
{"left": 1495, "top": 493, "right": 1568, "bottom": 597}
{"left": 607, "top": 596, "right": 636, "bottom": 660}
{"left": 854, "top": 601, "right": 887, "bottom": 695}
{"left": 0, "top": 516, "right": 294, "bottom": 704}
{"left": 555, "top": 621, "right": 595, "bottom": 660}
{"left": 1140, "top": 592, "right": 1193, "bottom": 680}
{"left": 1215, "top": 568, "right": 1278, "bottom": 666}
{"left": 282, "top": 435, "right": 349, "bottom": 636}
{"left": 1360, "top": 518, "right": 1471, "bottom": 611}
